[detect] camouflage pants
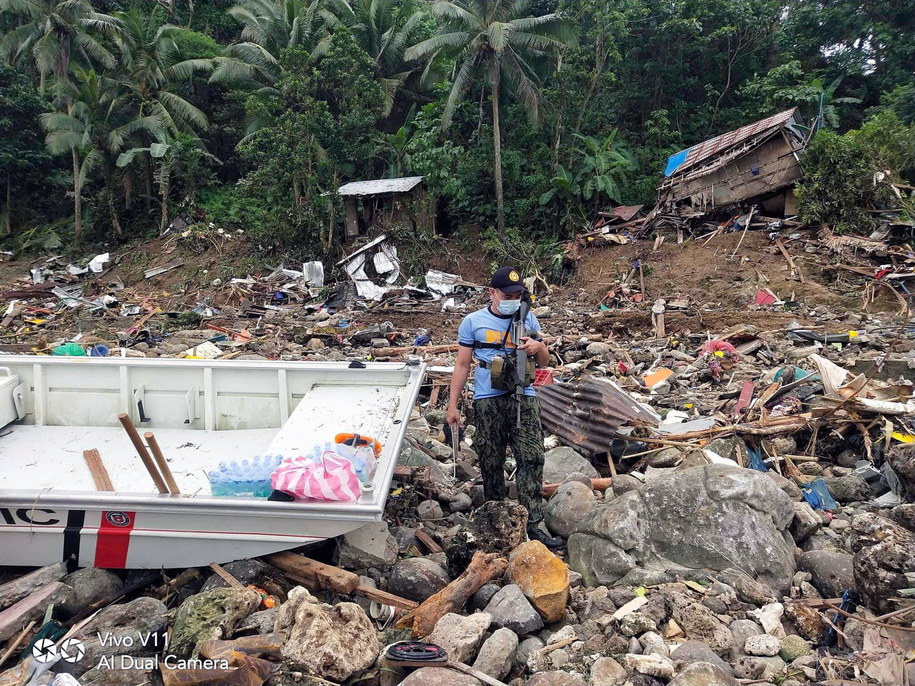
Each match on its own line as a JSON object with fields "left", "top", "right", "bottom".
{"left": 472, "top": 394, "right": 545, "bottom": 525}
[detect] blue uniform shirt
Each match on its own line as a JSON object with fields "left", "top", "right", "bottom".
{"left": 458, "top": 306, "right": 541, "bottom": 399}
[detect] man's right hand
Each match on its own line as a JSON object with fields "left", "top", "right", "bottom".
{"left": 446, "top": 406, "right": 462, "bottom": 428}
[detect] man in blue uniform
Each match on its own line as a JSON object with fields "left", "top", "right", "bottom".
{"left": 446, "top": 267, "right": 563, "bottom": 548}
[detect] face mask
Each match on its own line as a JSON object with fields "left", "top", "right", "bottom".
{"left": 498, "top": 299, "right": 521, "bottom": 315}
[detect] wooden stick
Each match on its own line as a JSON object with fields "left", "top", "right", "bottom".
{"left": 820, "top": 601, "right": 915, "bottom": 632}
{"left": 415, "top": 529, "right": 444, "bottom": 555}
{"left": 118, "top": 413, "right": 168, "bottom": 494}
{"left": 209, "top": 562, "right": 245, "bottom": 590}
{"left": 144, "top": 431, "right": 180, "bottom": 494}
{"left": 0, "top": 620, "right": 35, "bottom": 667}
{"left": 83, "top": 449, "right": 114, "bottom": 491}
{"left": 448, "top": 660, "right": 511, "bottom": 686}
{"left": 542, "top": 477, "right": 612, "bottom": 498}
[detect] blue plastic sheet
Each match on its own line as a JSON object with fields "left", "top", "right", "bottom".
{"left": 801, "top": 478, "right": 839, "bottom": 510}
{"left": 747, "top": 446, "right": 768, "bottom": 472}
{"left": 663, "top": 148, "right": 690, "bottom": 177}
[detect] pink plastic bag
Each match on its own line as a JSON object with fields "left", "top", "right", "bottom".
{"left": 271, "top": 452, "right": 361, "bottom": 502}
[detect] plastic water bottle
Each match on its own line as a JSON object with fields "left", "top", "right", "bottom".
{"left": 208, "top": 454, "right": 283, "bottom": 497}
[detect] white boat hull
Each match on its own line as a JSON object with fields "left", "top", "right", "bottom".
{"left": 0, "top": 357, "right": 425, "bottom": 568}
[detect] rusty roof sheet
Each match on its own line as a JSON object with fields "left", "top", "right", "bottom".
{"left": 336, "top": 176, "right": 424, "bottom": 196}
{"left": 539, "top": 376, "right": 660, "bottom": 456}
{"left": 613, "top": 204, "right": 644, "bottom": 222}
{"left": 665, "top": 108, "right": 799, "bottom": 178}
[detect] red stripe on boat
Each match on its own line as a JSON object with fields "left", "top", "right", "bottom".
{"left": 94, "top": 511, "right": 136, "bottom": 568}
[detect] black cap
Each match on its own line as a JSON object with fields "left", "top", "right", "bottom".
{"left": 490, "top": 266, "right": 524, "bottom": 294}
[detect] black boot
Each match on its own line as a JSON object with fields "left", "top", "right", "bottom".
{"left": 527, "top": 524, "right": 565, "bottom": 549}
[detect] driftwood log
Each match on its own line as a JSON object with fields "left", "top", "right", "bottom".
{"left": 396, "top": 551, "right": 508, "bottom": 637}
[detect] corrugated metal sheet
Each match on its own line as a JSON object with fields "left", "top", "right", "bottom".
{"left": 336, "top": 176, "right": 424, "bottom": 196}
{"left": 539, "top": 376, "right": 660, "bottom": 456}
{"left": 664, "top": 108, "right": 798, "bottom": 178}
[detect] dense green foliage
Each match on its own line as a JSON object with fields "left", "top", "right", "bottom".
{"left": 1, "top": 0, "right": 913, "bottom": 252}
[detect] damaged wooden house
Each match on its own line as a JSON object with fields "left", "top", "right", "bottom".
{"left": 335, "top": 176, "right": 435, "bottom": 240}
{"left": 657, "top": 107, "right": 810, "bottom": 219}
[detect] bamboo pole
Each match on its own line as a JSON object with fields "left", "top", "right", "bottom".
{"left": 144, "top": 431, "right": 180, "bottom": 494}
{"left": 118, "top": 413, "right": 168, "bottom": 494}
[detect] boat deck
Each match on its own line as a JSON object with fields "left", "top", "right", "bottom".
{"left": 1, "top": 425, "right": 277, "bottom": 494}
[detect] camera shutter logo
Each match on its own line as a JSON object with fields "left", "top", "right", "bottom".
{"left": 32, "top": 638, "right": 86, "bottom": 664}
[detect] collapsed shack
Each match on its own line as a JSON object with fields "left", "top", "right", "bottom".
{"left": 334, "top": 176, "right": 435, "bottom": 239}
{"left": 656, "top": 107, "right": 809, "bottom": 223}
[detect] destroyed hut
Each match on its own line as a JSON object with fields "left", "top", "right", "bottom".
{"left": 335, "top": 176, "right": 435, "bottom": 239}
{"left": 658, "top": 107, "right": 809, "bottom": 218}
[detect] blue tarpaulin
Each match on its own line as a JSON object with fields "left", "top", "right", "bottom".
{"left": 663, "top": 148, "right": 690, "bottom": 177}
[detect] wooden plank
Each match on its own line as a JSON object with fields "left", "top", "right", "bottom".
{"left": 264, "top": 552, "right": 359, "bottom": 594}
{"left": 144, "top": 259, "right": 184, "bottom": 279}
{"left": 0, "top": 582, "right": 68, "bottom": 642}
{"left": 357, "top": 585, "right": 418, "bottom": 611}
{"left": 415, "top": 529, "right": 444, "bottom": 555}
{"left": 83, "top": 449, "right": 114, "bottom": 491}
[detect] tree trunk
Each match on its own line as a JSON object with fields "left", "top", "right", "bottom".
{"left": 72, "top": 150, "right": 83, "bottom": 244}
{"left": 106, "top": 175, "right": 123, "bottom": 238}
{"left": 2, "top": 173, "right": 10, "bottom": 236}
{"left": 490, "top": 60, "right": 505, "bottom": 232}
{"left": 159, "top": 164, "right": 172, "bottom": 236}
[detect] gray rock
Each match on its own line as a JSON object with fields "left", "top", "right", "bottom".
{"left": 732, "top": 655, "right": 786, "bottom": 681}
{"left": 562, "top": 472, "right": 596, "bottom": 487}
{"left": 837, "top": 450, "right": 859, "bottom": 469}
{"left": 824, "top": 473, "right": 871, "bottom": 503}
{"left": 470, "top": 583, "right": 501, "bottom": 612}
{"left": 234, "top": 607, "right": 279, "bottom": 635}
{"left": 399, "top": 444, "right": 451, "bottom": 485}
{"left": 70, "top": 597, "right": 167, "bottom": 678}
{"left": 706, "top": 436, "right": 749, "bottom": 463}
{"left": 59, "top": 567, "right": 123, "bottom": 618}
{"left": 276, "top": 586, "right": 379, "bottom": 681}
{"left": 619, "top": 612, "right": 657, "bottom": 637}
{"left": 647, "top": 447, "right": 684, "bottom": 469}
{"left": 544, "top": 482, "right": 597, "bottom": 538}
{"left": 388, "top": 557, "right": 451, "bottom": 602}
{"left": 200, "top": 558, "right": 288, "bottom": 594}
{"left": 796, "top": 550, "right": 855, "bottom": 598}
{"left": 0, "top": 563, "right": 67, "bottom": 611}
{"left": 171, "top": 587, "right": 260, "bottom": 658}
{"left": 472, "top": 627, "right": 518, "bottom": 679}
{"left": 399, "top": 667, "right": 481, "bottom": 686}
{"left": 485, "top": 584, "right": 544, "bottom": 635}
{"left": 586, "top": 342, "right": 611, "bottom": 357}
{"left": 428, "top": 612, "right": 492, "bottom": 664}
{"left": 671, "top": 640, "right": 733, "bottom": 675}
{"left": 591, "top": 656, "right": 626, "bottom": 686}
{"left": 526, "top": 672, "right": 588, "bottom": 686}
{"left": 418, "top": 499, "right": 445, "bottom": 520}
{"left": 744, "top": 634, "right": 781, "bottom": 656}
{"left": 849, "top": 512, "right": 915, "bottom": 612}
{"left": 516, "top": 636, "right": 545, "bottom": 666}
{"left": 620, "top": 653, "right": 675, "bottom": 679}
{"left": 790, "top": 502, "right": 823, "bottom": 542}
{"left": 669, "top": 662, "right": 739, "bottom": 686}
{"left": 727, "top": 620, "right": 764, "bottom": 657}
{"left": 767, "top": 472, "right": 803, "bottom": 501}
{"left": 543, "top": 446, "right": 599, "bottom": 483}
{"left": 391, "top": 526, "right": 418, "bottom": 551}
{"left": 450, "top": 493, "right": 474, "bottom": 512}
{"left": 569, "top": 465, "right": 796, "bottom": 593}
{"left": 336, "top": 521, "right": 398, "bottom": 570}
{"left": 668, "top": 593, "right": 734, "bottom": 656}
{"left": 612, "top": 473, "right": 644, "bottom": 497}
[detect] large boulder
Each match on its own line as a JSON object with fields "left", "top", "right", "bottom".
{"left": 568, "top": 465, "right": 796, "bottom": 592}
{"left": 59, "top": 567, "right": 124, "bottom": 618}
{"left": 543, "top": 447, "right": 599, "bottom": 483}
{"left": 275, "top": 586, "right": 379, "bottom": 681}
{"left": 887, "top": 444, "right": 915, "bottom": 498}
{"left": 507, "top": 541, "right": 570, "bottom": 623}
{"left": 171, "top": 587, "right": 260, "bottom": 659}
{"left": 669, "top": 662, "right": 739, "bottom": 686}
{"left": 485, "top": 585, "right": 543, "bottom": 635}
{"left": 70, "top": 597, "right": 168, "bottom": 678}
{"left": 472, "top": 628, "right": 518, "bottom": 679}
{"left": 399, "top": 667, "right": 481, "bottom": 686}
{"left": 445, "top": 501, "right": 528, "bottom": 577}
{"left": 849, "top": 512, "right": 915, "bottom": 612}
{"left": 544, "top": 482, "right": 597, "bottom": 538}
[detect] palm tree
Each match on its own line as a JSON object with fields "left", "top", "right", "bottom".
{"left": 40, "top": 66, "right": 164, "bottom": 241}
{"left": 406, "top": 0, "right": 574, "bottom": 230}
{"left": 211, "top": 0, "right": 328, "bottom": 88}
{"left": 0, "top": 0, "right": 121, "bottom": 94}
{"left": 113, "top": 7, "right": 213, "bottom": 135}
{"left": 321, "top": 0, "right": 429, "bottom": 116}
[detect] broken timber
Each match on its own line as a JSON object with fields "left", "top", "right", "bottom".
{"left": 264, "top": 551, "right": 418, "bottom": 611}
